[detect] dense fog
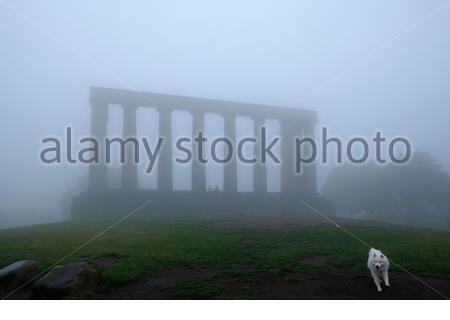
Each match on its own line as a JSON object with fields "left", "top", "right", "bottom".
{"left": 1, "top": 0, "right": 449, "bottom": 229}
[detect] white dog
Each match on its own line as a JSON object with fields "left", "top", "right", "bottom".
{"left": 367, "top": 248, "right": 390, "bottom": 292}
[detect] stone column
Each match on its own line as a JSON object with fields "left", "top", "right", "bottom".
{"left": 192, "top": 112, "right": 206, "bottom": 192}
{"left": 122, "top": 104, "right": 138, "bottom": 190}
{"left": 158, "top": 109, "right": 172, "bottom": 191}
{"left": 301, "top": 123, "right": 317, "bottom": 196}
{"left": 254, "top": 117, "right": 267, "bottom": 193}
{"left": 281, "top": 120, "right": 296, "bottom": 196}
{"left": 223, "top": 114, "right": 237, "bottom": 192}
{"left": 89, "top": 99, "right": 108, "bottom": 191}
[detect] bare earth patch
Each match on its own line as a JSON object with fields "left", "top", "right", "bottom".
{"left": 98, "top": 267, "right": 450, "bottom": 300}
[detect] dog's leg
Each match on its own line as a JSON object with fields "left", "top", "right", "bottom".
{"left": 383, "top": 270, "right": 390, "bottom": 287}
{"left": 371, "top": 271, "right": 382, "bottom": 292}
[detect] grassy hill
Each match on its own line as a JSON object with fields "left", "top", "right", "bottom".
{"left": 1, "top": 216, "right": 450, "bottom": 299}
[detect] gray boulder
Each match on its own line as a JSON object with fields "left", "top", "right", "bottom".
{"left": 32, "top": 262, "right": 99, "bottom": 298}
{"left": 0, "top": 260, "right": 39, "bottom": 287}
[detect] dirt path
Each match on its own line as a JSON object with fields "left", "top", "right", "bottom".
{"left": 100, "top": 267, "right": 450, "bottom": 300}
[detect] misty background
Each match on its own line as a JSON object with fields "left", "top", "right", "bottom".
{"left": 1, "top": 0, "right": 449, "bottom": 229}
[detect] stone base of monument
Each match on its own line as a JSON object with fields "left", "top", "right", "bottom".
{"left": 71, "top": 190, "right": 334, "bottom": 220}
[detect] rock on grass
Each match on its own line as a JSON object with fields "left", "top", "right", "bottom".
{"left": 0, "top": 260, "right": 39, "bottom": 287}
{"left": 32, "top": 262, "right": 100, "bottom": 299}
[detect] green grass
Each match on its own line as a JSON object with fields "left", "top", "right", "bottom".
{"left": 1, "top": 218, "right": 450, "bottom": 287}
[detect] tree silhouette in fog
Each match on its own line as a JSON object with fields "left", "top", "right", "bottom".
{"left": 323, "top": 152, "right": 450, "bottom": 229}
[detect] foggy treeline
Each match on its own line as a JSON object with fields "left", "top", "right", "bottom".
{"left": 323, "top": 152, "right": 450, "bottom": 230}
